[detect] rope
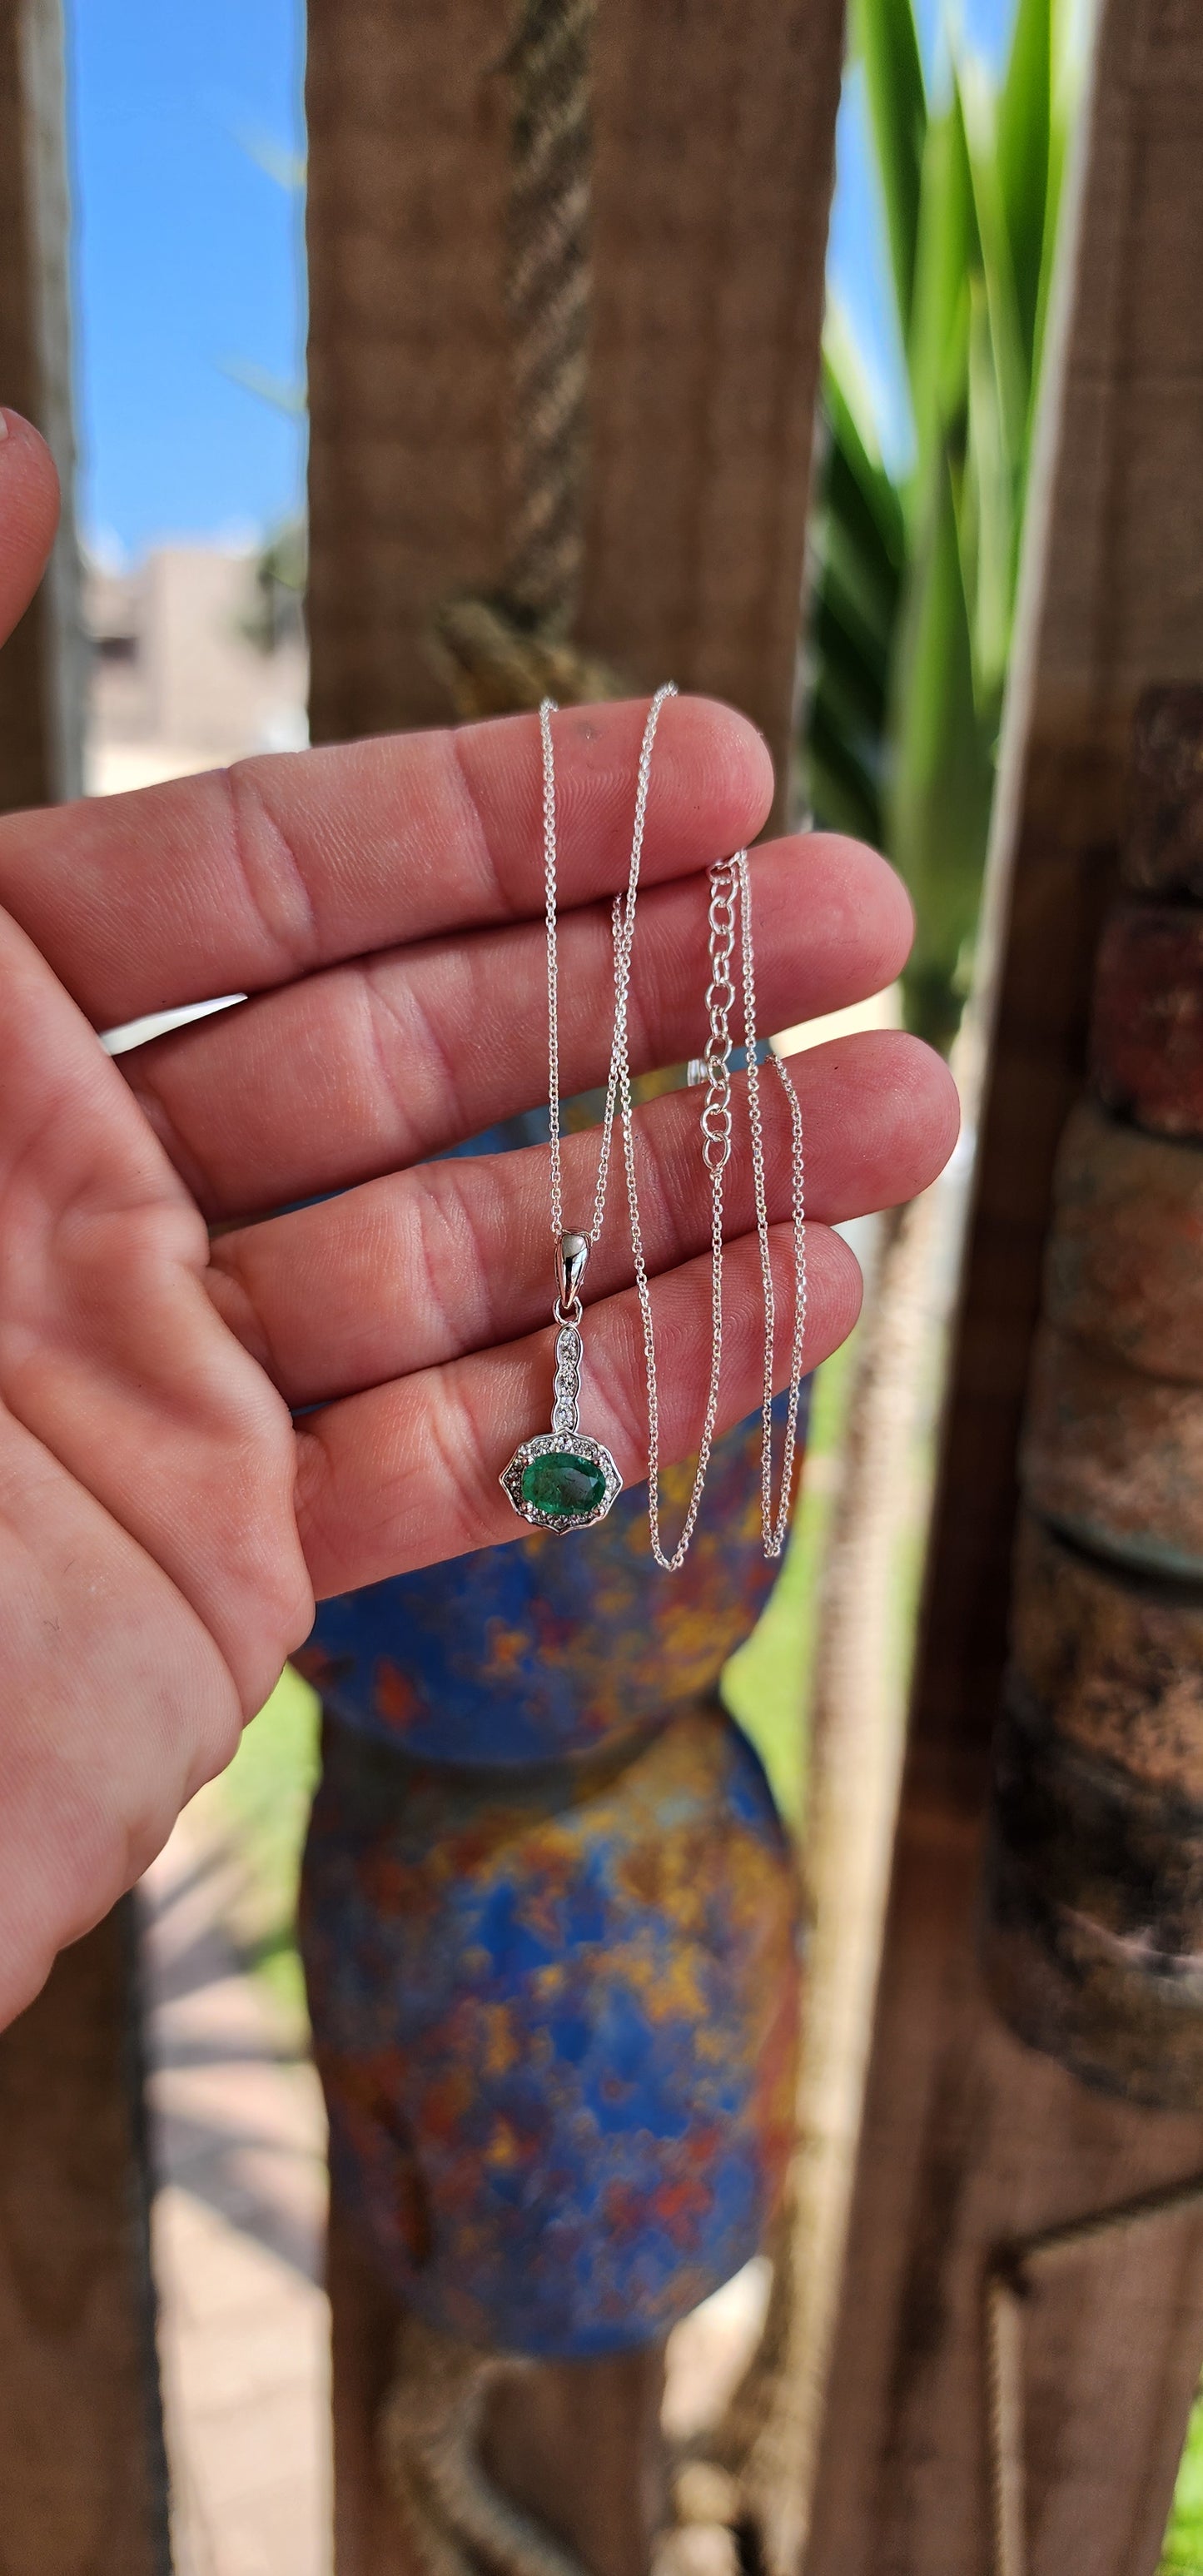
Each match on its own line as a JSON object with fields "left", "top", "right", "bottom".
{"left": 983, "top": 2170, "right": 1203, "bottom": 2576}
{"left": 379, "top": 2314, "right": 596, "bottom": 2576}
{"left": 429, "top": 594, "right": 621, "bottom": 722}
{"left": 660, "top": 2168, "right": 1203, "bottom": 2576}
{"left": 428, "top": 0, "right": 625, "bottom": 717}
{"left": 985, "top": 2265, "right": 1027, "bottom": 2576}
{"left": 506, "top": 0, "right": 594, "bottom": 632}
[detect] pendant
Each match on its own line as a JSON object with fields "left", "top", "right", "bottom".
{"left": 500, "top": 1233, "right": 622, "bottom": 1534}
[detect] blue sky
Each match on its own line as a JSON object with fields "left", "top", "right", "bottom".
{"left": 827, "top": 0, "right": 1018, "bottom": 466}
{"left": 67, "top": 0, "right": 1017, "bottom": 559}
{"left": 68, "top": 0, "right": 306, "bottom": 558}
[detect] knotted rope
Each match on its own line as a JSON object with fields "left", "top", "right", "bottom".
{"left": 379, "top": 2315, "right": 594, "bottom": 2576}
{"left": 379, "top": 2313, "right": 748, "bottom": 2576}
{"left": 428, "top": 0, "right": 624, "bottom": 716}
{"left": 505, "top": 0, "right": 593, "bottom": 636}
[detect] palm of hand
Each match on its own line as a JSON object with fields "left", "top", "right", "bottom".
{"left": 0, "top": 412, "right": 957, "bottom": 2026}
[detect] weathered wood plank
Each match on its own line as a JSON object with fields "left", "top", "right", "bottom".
{"left": 327, "top": 2212, "right": 415, "bottom": 2576}
{"left": 808, "top": 1816, "right": 1203, "bottom": 2575}
{"left": 305, "top": 4, "right": 844, "bottom": 2561}
{"left": 480, "top": 2348, "right": 669, "bottom": 2576}
{"left": 0, "top": 10, "right": 166, "bottom": 2568}
{"left": 306, "top": 0, "right": 512, "bottom": 751}
{"left": 579, "top": 0, "right": 843, "bottom": 805}
{"left": 306, "top": 0, "right": 843, "bottom": 813}
{"left": 805, "top": 3, "right": 1203, "bottom": 2566}
{"left": 0, "top": 0, "right": 82, "bottom": 806}
{"left": 0, "top": 1905, "right": 170, "bottom": 2576}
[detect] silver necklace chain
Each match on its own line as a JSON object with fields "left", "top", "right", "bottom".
{"left": 539, "top": 690, "right": 808, "bottom": 1564}
{"left": 540, "top": 686, "right": 669, "bottom": 1251}
{"left": 738, "top": 853, "right": 809, "bottom": 1558}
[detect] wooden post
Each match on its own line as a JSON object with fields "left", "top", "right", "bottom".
{"left": 0, "top": 1907, "right": 170, "bottom": 2575}
{"left": 579, "top": 0, "right": 843, "bottom": 810}
{"left": 306, "top": 0, "right": 843, "bottom": 810}
{"left": 0, "top": 7, "right": 168, "bottom": 2569}
{"left": 804, "top": 7, "right": 1203, "bottom": 2570}
{"left": 305, "top": 2, "right": 511, "bottom": 756}
{"left": 0, "top": 0, "right": 82, "bottom": 802}
{"left": 304, "top": 4, "right": 845, "bottom": 2563}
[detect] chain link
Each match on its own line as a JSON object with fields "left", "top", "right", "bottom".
{"left": 539, "top": 696, "right": 808, "bottom": 1564}
{"left": 540, "top": 684, "right": 676, "bottom": 1247}
{"left": 737, "top": 851, "right": 808, "bottom": 1559}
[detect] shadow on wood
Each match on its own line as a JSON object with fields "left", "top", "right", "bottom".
{"left": 0, "top": 1907, "right": 169, "bottom": 2576}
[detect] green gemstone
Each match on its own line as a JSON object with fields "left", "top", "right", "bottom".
{"left": 520, "top": 1450, "right": 608, "bottom": 1521}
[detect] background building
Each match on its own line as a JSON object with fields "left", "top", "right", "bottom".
{"left": 85, "top": 540, "right": 307, "bottom": 793}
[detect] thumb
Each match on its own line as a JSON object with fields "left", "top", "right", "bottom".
{"left": 0, "top": 410, "right": 61, "bottom": 645}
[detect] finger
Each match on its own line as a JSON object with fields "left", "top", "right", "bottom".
{"left": 0, "top": 1402, "right": 244, "bottom": 2031}
{"left": 0, "top": 906, "right": 312, "bottom": 1719}
{"left": 294, "top": 1223, "right": 862, "bottom": 1598}
{"left": 208, "top": 1032, "right": 957, "bottom": 1404}
{"left": 0, "top": 694, "right": 773, "bottom": 1027}
{"left": 0, "top": 410, "right": 60, "bottom": 642}
{"left": 127, "top": 834, "right": 913, "bottom": 1217}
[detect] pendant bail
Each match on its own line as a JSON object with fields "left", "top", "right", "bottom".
{"left": 555, "top": 1230, "right": 589, "bottom": 1312}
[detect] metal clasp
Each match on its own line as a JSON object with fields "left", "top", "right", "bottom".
{"left": 554, "top": 1229, "right": 589, "bottom": 1323}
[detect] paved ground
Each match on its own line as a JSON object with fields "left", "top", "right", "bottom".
{"left": 139, "top": 1806, "right": 767, "bottom": 2575}
{"left": 141, "top": 1813, "right": 333, "bottom": 2576}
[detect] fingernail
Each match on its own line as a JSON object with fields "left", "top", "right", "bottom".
{"left": 0, "top": 412, "right": 9, "bottom": 441}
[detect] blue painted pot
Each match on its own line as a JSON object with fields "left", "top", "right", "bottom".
{"left": 301, "top": 1704, "right": 800, "bottom": 2355}
{"left": 296, "top": 1398, "right": 804, "bottom": 1768}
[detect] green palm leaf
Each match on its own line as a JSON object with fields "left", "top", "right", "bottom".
{"left": 958, "top": 57, "right": 1029, "bottom": 482}
{"left": 997, "top": 0, "right": 1052, "bottom": 364}
{"left": 905, "top": 78, "right": 975, "bottom": 522}
{"left": 888, "top": 442, "right": 994, "bottom": 1046}
{"left": 852, "top": 0, "right": 927, "bottom": 339}
{"left": 806, "top": 0, "right": 1070, "bottom": 1052}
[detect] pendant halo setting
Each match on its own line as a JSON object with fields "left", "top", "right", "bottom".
{"left": 500, "top": 1431, "right": 622, "bottom": 1534}
{"left": 501, "top": 1238, "right": 619, "bottom": 1533}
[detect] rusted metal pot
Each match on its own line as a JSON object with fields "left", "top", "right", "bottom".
{"left": 982, "top": 1516, "right": 1203, "bottom": 2106}
{"left": 1007, "top": 1509, "right": 1203, "bottom": 1798}
{"left": 1126, "top": 685, "right": 1203, "bottom": 899}
{"left": 1092, "top": 902, "right": 1203, "bottom": 1137}
{"left": 1022, "top": 1323, "right": 1203, "bottom": 1581}
{"left": 984, "top": 690, "right": 1203, "bottom": 2106}
{"left": 1043, "top": 1099, "right": 1203, "bottom": 1380}
{"left": 984, "top": 1683, "right": 1203, "bottom": 2109}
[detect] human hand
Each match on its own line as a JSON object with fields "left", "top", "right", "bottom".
{"left": 0, "top": 411, "right": 958, "bottom": 2022}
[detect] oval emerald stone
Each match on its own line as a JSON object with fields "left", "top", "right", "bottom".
{"left": 520, "top": 1450, "right": 607, "bottom": 1521}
